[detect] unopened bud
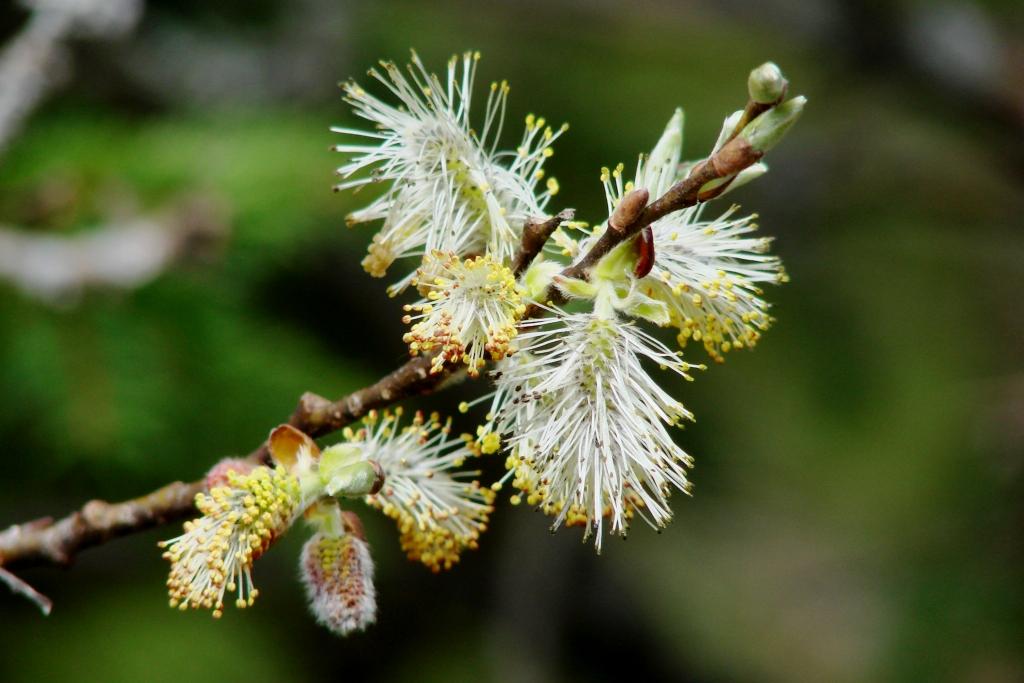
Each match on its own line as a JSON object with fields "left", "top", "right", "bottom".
{"left": 747, "top": 62, "right": 787, "bottom": 104}
{"left": 610, "top": 187, "right": 649, "bottom": 232}
{"left": 324, "top": 459, "right": 385, "bottom": 498}
{"left": 301, "top": 529, "right": 376, "bottom": 636}
{"left": 730, "top": 161, "right": 769, "bottom": 189}
{"left": 739, "top": 96, "right": 806, "bottom": 153}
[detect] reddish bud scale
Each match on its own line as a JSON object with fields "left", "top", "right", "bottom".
{"left": 204, "top": 458, "right": 257, "bottom": 489}
{"left": 634, "top": 226, "right": 656, "bottom": 278}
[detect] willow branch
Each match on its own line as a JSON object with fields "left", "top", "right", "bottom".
{"left": 289, "top": 354, "right": 456, "bottom": 438}
{"left": 572, "top": 136, "right": 759, "bottom": 277}
{"left": 0, "top": 133, "right": 756, "bottom": 598}
{"left": 0, "top": 71, "right": 783, "bottom": 606}
{"left": 0, "top": 481, "right": 203, "bottom": 572}
{"left": 0, "top": 354, "right": 452, "bottom": 577}
{"left": 0, "top": 209, "right": 556, "bottom": 571}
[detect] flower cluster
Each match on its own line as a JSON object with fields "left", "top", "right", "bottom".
{"left": 486, "top": 313, "right": 702, "bottom": 549}
{"left": 160, "top": 465, "right": 302, "bottom": 617}
{"left": 353, "top": 408, "right": 495, "bottom": 572}
{"left": 330, "top": 51, "right": 802, "bottom": 551}
{"left": 161, "top": 413, "right": 490, "bottom": 632}
{"left": 161, "top": 51, "right": 803, "bottom": 636}
{"left": 598, "top": 109, "right": 788, "bottom": 362}
{"left": 402, "top": 251, "right": 526, "bottom": 376}
{"left": 335, "top": 51, "right": 564, "bottom": 294}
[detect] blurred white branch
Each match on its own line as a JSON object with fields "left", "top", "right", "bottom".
{"left": 0, "top": 197, "right": 227, "bottom": 305}
{"left": 0, "top": 0, "right": 143, "bottom": 157}
{"left": 0, "top": 565, "right": 52, "bottom": 615}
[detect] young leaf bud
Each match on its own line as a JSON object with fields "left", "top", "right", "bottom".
{"left": 320, "top": 443, "right": 385, "bottom": 497}
{"left": 747, "top": 62, "right": 788, "bottom": 104}
{"left": 739, "top": 96, "right": 806, "bottom": 153}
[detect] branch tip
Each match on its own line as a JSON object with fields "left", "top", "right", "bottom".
{"left": 512, "top": 208, "right": 575, "bottom": 276}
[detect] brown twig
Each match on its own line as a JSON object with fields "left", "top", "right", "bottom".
{"left": 511, "top": 209, "right": 575, "bottom": 277}
{"left": 578, "top": 137, "right": 760, "bottom": 273}
{"left": 289, "top": 354, "right": 455, "bottom": 438}
{"left": 0, "top": 354, "right": 451, "bottom": 576}
{"left": 0, "top": 481, "right": 203, "bottom": 571}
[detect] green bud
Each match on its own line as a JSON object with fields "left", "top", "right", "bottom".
{"left": 324, "top": 460, "right": 384, "bottom": 498}
{"left": 730, "top": 161, "right": 768, "bottom": 189}
{"left": 713, "top": 110, "right": 744, "bottom": 151}
{"left": 622, "top": 290, "right": 670, "bottom": 325}
{"left": 318, "top": 443, "right": 385, "bottom": 497}
{"left": 747, "top": 62, "right": 787, "bottom": 104}
{"left": 739, "top": 96, "right": 806, "bottom": 153}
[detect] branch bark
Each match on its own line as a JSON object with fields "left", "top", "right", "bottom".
{"left": 564, "top": 136, "right": 761, "bottom": 280}
{"left": 0, "top": 481, "right": 202, "bottom": 571}
{"left": 289, "top": 354, "right": 465, "bottom": 438}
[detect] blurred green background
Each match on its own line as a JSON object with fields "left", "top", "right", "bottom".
{"left": 1, "top": 1, "right": 1022, "bottom": 681}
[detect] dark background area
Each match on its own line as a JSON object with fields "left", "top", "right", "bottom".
{"left": 1, "top": 1, "right": 1022, "bottom": 681}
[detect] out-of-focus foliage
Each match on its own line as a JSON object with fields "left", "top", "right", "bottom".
{"left": 0, "top": 111, "right": 378, "bottom": 483}
{"left": 1, "top": 1, "right": 1022, "bottom": 682}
